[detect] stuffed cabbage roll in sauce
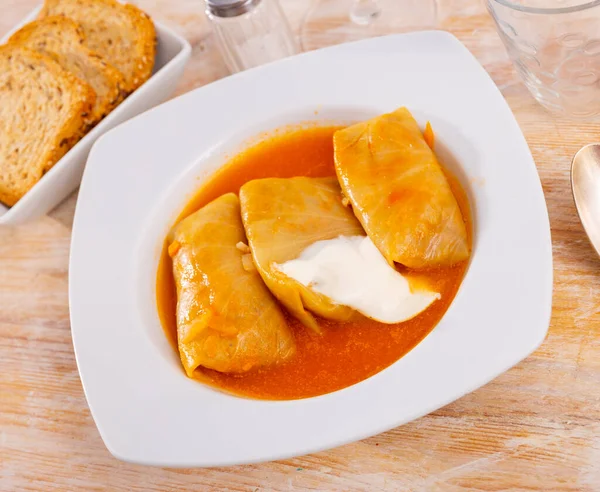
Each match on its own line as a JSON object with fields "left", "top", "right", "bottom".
{"left": 239, "top": 177, "right": 365, "bottom": 333}
{"left": 334, "top": 107, "right": 470, "bottom": 269}
{"left": 168, "top": 193, "right": 295, "bottom": 376}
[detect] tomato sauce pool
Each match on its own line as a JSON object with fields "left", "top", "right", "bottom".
{"left": 156, "top": 126, "right": 471, "bottom": 400}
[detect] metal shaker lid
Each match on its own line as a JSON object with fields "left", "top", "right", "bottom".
{"left": 205, "top": 0, "right": 261, "bottom": 18}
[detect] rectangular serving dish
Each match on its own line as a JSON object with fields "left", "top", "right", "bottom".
{"left": 0, "top": 4, "right": 191, "bottom": 225}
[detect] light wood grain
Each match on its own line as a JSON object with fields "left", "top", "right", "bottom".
{"left": 2, "top": 0, "right": 600, "bottom": 490}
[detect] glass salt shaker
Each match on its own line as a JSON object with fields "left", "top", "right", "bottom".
{"left": 205, "top": 0, "right": 298, "bottom": 73}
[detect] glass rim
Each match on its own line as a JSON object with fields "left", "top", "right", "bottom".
{"left": 490, "top": 0, "right": 600, "bottom": 14}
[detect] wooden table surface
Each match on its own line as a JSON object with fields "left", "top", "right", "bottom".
{"left": 2, "top": 0, "right": 600, "bottom": 490}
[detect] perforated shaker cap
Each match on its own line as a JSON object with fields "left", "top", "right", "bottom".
{"left": 205, "top": 0, "right": 261, "bottom": 17}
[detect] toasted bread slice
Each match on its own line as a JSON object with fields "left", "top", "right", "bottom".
{"left": 0, "top": 46, "right": 95, "bottom": 206}
{"left": 40, "top": 0, "right": 156, "bottom": 93}
{"left": 8, "top": 16, "right": 126, "bottom": 125}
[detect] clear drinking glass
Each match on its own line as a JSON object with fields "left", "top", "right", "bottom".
{"left": 487, "top": 0, "right": 600, "bottom": 118}
{"left": 301, "top": 0, "right": 437, "bottom": 51}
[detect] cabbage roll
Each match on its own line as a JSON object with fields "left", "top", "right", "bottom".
{"left": 333, "top": 107, "right": 470, "bottom": 269}
{"left": 239, "top": 177, "right": 365, "bottom": 332}
{"left": 169, "top": 193, "right": 295, "bottom": 375}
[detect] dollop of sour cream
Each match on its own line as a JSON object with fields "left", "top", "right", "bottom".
{"left": 275, "top": 236, "right": 440, "bottom": 323}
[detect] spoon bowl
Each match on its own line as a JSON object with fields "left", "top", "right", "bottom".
{"left": 571, "top": 143, "right": 600, "bottom": 258}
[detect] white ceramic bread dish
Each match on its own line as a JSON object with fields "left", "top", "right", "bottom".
{"left": 0, "top": 4, "right": 191, "bottom": 225}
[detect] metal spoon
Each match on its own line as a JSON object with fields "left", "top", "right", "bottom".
{"left": 571, "top": 143, "right": 600, "bottom": 258}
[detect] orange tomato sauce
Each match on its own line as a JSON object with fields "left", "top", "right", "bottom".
{"left": 156, "top": 126, "right": 471, "bottom": 400}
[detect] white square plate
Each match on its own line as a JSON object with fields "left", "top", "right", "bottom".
{"left": 69, "top": 31, "right": 552, "bottom": 467}
{"left": 0, "top": 4, "right": 191, "bottom": 225}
